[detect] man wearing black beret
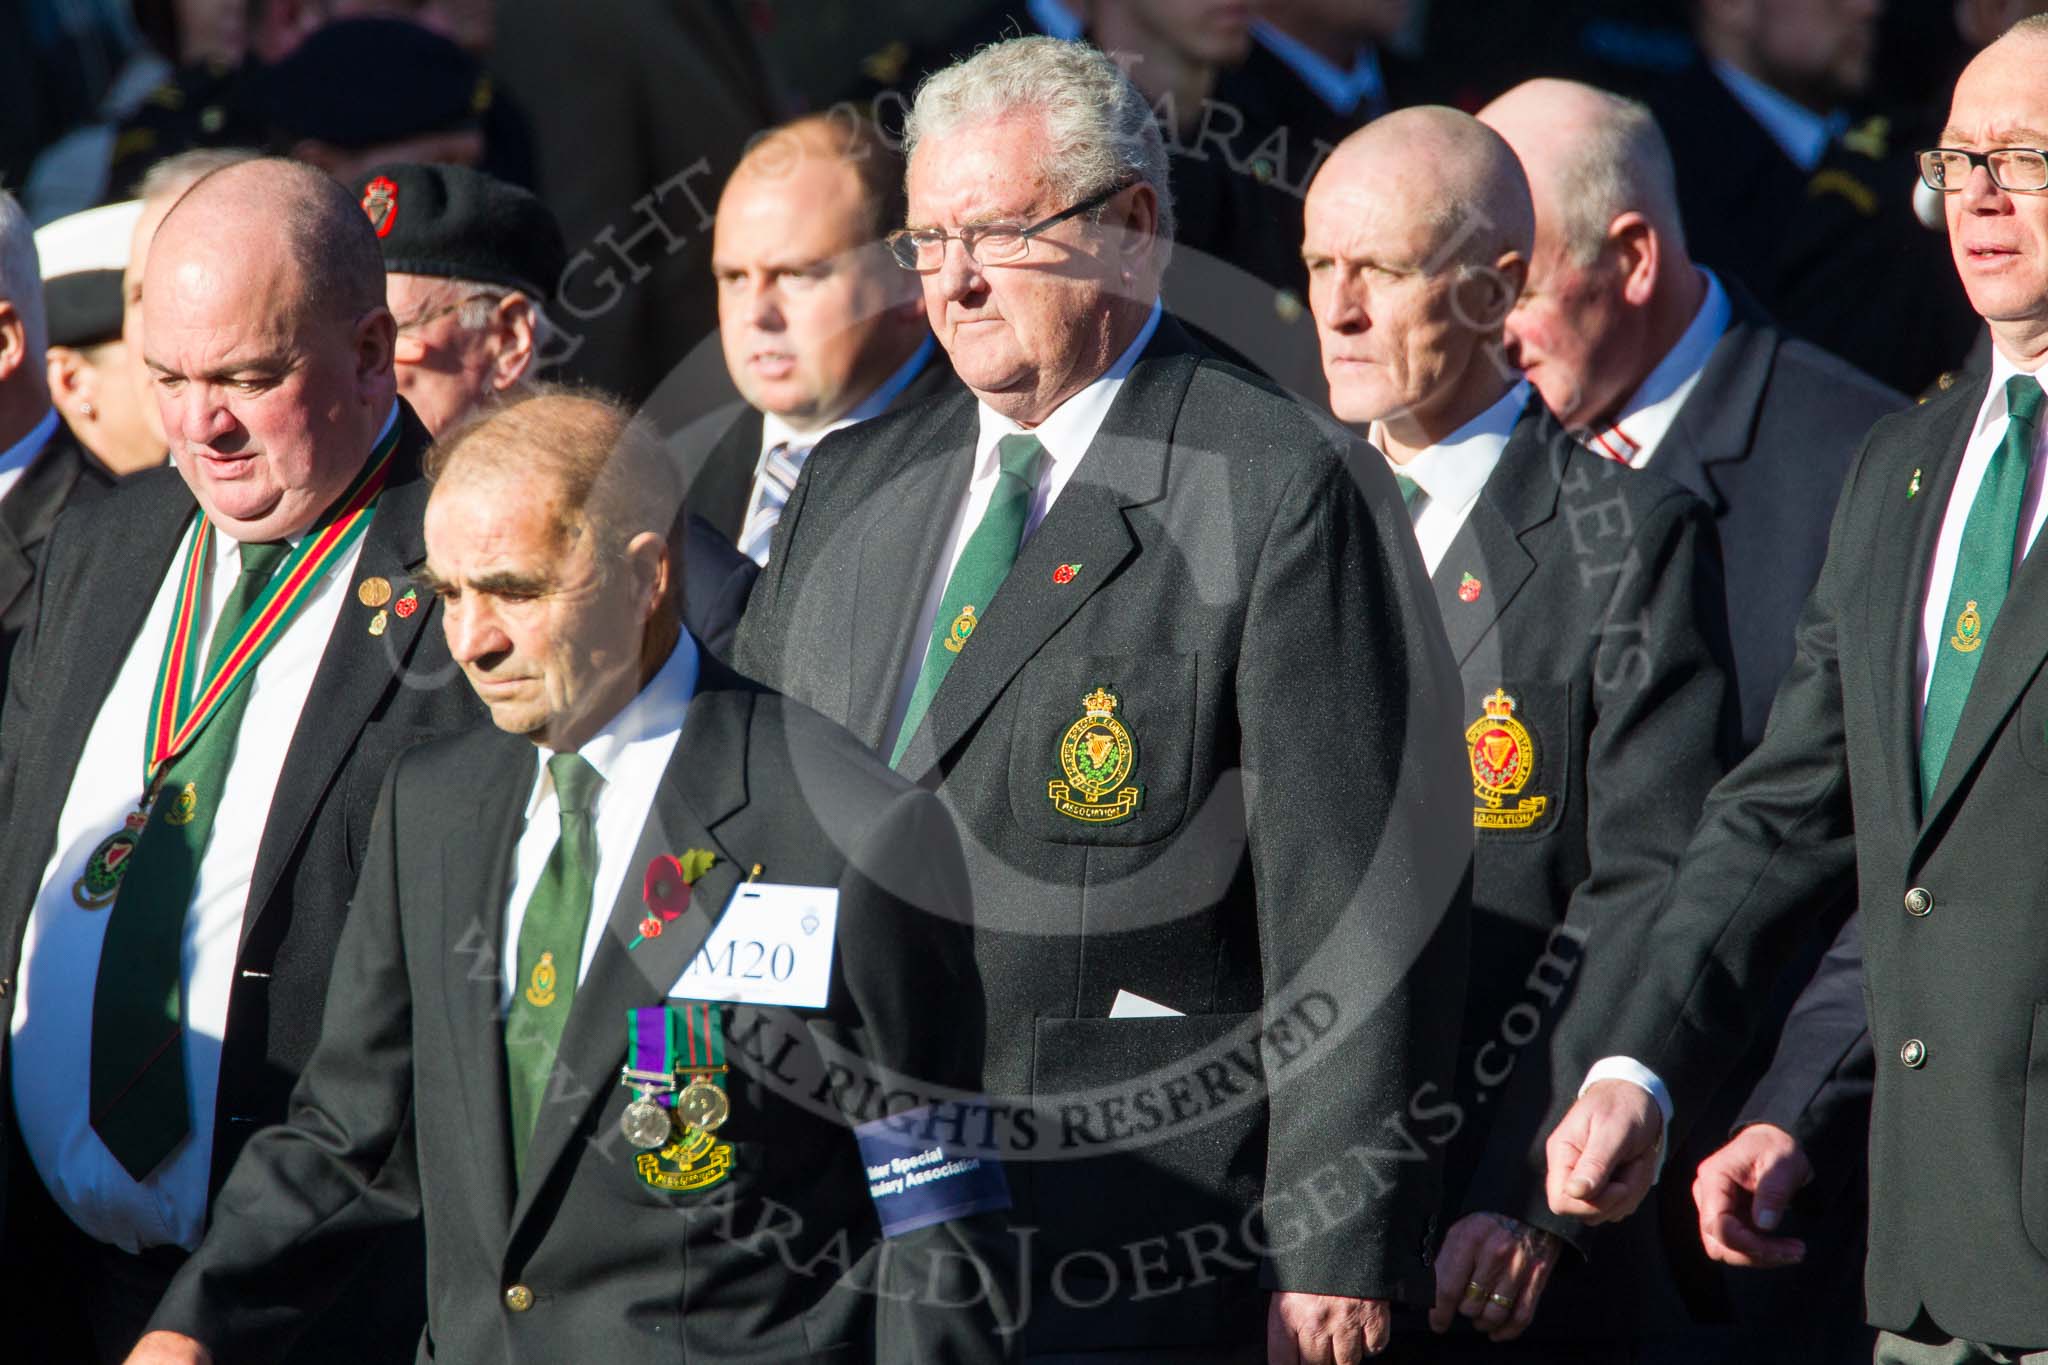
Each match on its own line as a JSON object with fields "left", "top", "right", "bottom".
{"left": 356, "top": 162, "right": 758, "bottom": 659}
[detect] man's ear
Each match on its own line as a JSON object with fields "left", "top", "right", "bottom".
{"left": 355, "top": 305, "right": 398, "bottom": 392}
{"left": 625, "top": 528, "right": 672, "bottom": 622}
{"left": 489, "top": 293, "right": 541, "bottom": 391}
{"left": 1607, "top": 213, "right": 1659, "bottom": 309}
{"left": 0, "top": 300, "right": 24, "bottom": 385}
{"left": 1111, "top": 182, "right": 1162, "bottom": 283}
{"left": 47, "top": 346, "right": 93, "bottom": 417}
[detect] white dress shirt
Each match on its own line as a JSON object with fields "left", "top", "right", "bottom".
{"left": 0, "top": 408, "right": 60, "bottom": 504}
{"left": 11, "top": 489, "right": 376, "bottom": 1253}
{"left": 500, "top": 634, "right": 700, "bottom": 1008}
{"left": 883, "top": 299, "right": 1163, "bottom": 754}
{"left": 1710, "top": 59, "right": 1847, "bottom": 174}
{"left": 746, "top": 335, "right": 939, "bottom": 555}
{"left": 1250, "top": 22, "right": 1387, "bottom": 117}
{"left": 1586, "top": 270, "right": 1732, "bottom": 469}
{"left": 1376, "top": 381, "right": 1528, "bottom": 575}
{"left": 1917, "top": 347, "right": 2048, "bottom": 720}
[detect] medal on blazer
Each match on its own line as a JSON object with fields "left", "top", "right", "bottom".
{"left": 1047, "top": 686, "right": 1142, "bottom": 824}
{"left": 1467, "top": 688, "right": 1549, "bottom": 830}
{"left": 624, "top": 1002, "right": 733, "bottom": 1189}
{"left": 1951, "top": 599, "right": 1985, "bottom": 654}
{"left": 67, "top": 424, "right": 398, "bottom": 911}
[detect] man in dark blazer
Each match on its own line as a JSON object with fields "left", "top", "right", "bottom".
{"left": 1479, "top": 76, "right": 1902, "bottom": 1363}
{"left": 740, "top": 36, "right": 1471, "bottom": 1365}
{"left": 1304, "top": 105, "right": 1732, "bottom": 1359}
{"left": 0, "top": 159, "right": 479, "bottom": 1365}
{"left": 1543, "top": 22, "right": 2048, "bottom": 1361}
{"left": 351, "top": 160, "right": 759, "bottom": 660}
{"left": 0, "top": 188, "right": 115, "bottom": 686}
{"left": 130, "top": 389, "right": 1006, "bottom": 1365}
{"left": 682, "top": 113, "right": 953, "bottom": 565}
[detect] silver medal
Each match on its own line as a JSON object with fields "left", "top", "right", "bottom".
{"left": 620, "top": 1097, "right": 674, "bottom": 1149}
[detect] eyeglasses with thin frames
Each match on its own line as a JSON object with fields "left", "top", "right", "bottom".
{"left": 1917, "top": 147, "right": 2048, "bottom": 193}
{"left": 886, "top": 185, "right": 1124, "bottom": 273}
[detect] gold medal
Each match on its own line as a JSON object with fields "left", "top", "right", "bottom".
{"left": 357, "top": 576, "right": 392, "bottom": 608}
{"left": 675, "top": 1075, "right": 729, "bottom": 1132}
{"left": 71, "top": 807, "right": 150, "bottom": 909}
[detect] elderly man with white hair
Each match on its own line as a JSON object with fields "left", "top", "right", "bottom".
{"left": 740, "top": 34, "right": 1472, "bottom": 1365}
{"left": 0, "top": 188, "right": 115, "bottom": 688}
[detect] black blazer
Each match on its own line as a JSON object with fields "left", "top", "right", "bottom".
{"left": 677, "top": 511, "right": 758, "bottom": 660}
{"left": 1421, "top": 407, "right": 1731, "bottom": 1344}
{"left": 0, "top": 421, "right": 113, "bottom": 684}
{"left": 1561, "top": 368, "right": 2048, "bottom": 1345}
{"left": 738, "top": 317, "right": 1474, "bottom": 1354}
{"left": 685, "top": 346, "right": 958, "bottom": 546}
{"left": 0, "top": 403, "right": 481, "bottom": 1358}
{"left": 149, "top": 660, "right": 1007, "bottom": 1365}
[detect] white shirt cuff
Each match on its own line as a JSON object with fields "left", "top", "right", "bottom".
{"left": 1580, "top": 1056, "right": 1673, "bottom": 1183}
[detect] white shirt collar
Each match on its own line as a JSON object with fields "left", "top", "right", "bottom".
{"left": 1380, "top": 380, "right": 1528, "bottom": 506}
{"left": 971, "top": 298, "right": 1162, "bottom": 479}
{"left": 759, "top": 334, "right": 936, "bottom": 460}
{"left": 1591, "top": 269, "right": 1732, "bottom": 468}
{"left": 1709, "top": 59, "right": 1848, "bottom": 174}
{"left": 0, "top": 408, "right": 61, "bottom": 487}
{"left": 1026, "top": 0, "right": 1084, "bottom": 40}
{"left": 525, "top": 632, "right": 701, "bottom": 818}
{"left": 1251, "top": 21, "right": 1385, "bottom": 117}
{"left": 1972, "top": 337, "right": 2048, "bottom": 444}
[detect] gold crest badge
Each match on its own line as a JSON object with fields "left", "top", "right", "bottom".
{"left": 635, "top": 1123, "right": 734, "bottom": 1192}
{"left": 1467, "top": 689, "right": 1548, "bottom": 831}
{"left": 943, "top": 604, "right": 978, "bottom": 654}
{"left": 1048, "top": 686, "right": 1142, "bottom": 824}
{"left": 163, "top": 780, "right": 199, "bottom": 827}
{"left": 1951, "top": 599, "right": 1984, "bottom": 654}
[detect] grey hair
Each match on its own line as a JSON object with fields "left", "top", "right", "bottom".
{"left": 903, "top": 35, "right": 1176, "bottom": 244}
{"left": 2009, "top": 13, "right": 2048, "bottom": 41}
{"left": 443, "top": 277, "right": 558, "bottom": 367}
{"left": 0, "top": 191, "right": 48, "bottom": 361}
{"left": 133, "top": 147, "right": 263, "bottom": 205}
{"left": 1551, "top": 90, "right": 1686, "bottom": 267}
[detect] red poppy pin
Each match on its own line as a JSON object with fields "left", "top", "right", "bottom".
{"left": 1053, "top": 562, "right": 1082, "bottom": 585}
{"left": 1458, "top": 573, "right": 1482, "bottom": 604}
{"left": 631, "top": 848, "right": 717, "bottom": 947}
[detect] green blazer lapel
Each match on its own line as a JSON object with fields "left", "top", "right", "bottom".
{"left": 508, "top": 681, "right": 754, "bottom": 1235}
{"left": 242, "top": 405, "right": 445, "bottom": 950}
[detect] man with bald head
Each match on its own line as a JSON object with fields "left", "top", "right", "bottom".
{"left": 1541, "top": 18, "right": 2048, "bottom": 1362}
{"left": 0, "top": 156, "right": 477, "bottom": 1363}
{"left": 1304, "top": 108, "right": 1732, "bottom": 1356}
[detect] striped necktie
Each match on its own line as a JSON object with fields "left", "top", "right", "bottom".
{"left": 739, "top": 441, "right": 809, "bottom": 566}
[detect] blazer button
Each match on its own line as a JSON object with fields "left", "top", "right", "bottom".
{"left": 503, "top": 1284, "right": 534, "bottom": 1313}
{"left": 1904, "top": 887, "right": 1933, "bottom": 917}
{"left": 0, "top": 977, "right": 12, "bottom": 998}
{"left": 1900, "top": 1038, "right": 1927, "bottom": 1069}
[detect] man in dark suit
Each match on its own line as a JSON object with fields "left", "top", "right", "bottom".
{"left": 128, "top": 388, "right": 1007, "bottom": 1365}
{"left": 0, "top": 189, "right": 115, "bottom": 685}
{"left": 739, "top": 36, "right": 1471, "bottom": 1364}
{"left": 349, "top": 160, "right": 758, "bottom": 659}
{"left": 1303, "top": 105, "right": 1731, "bottom": 1360}
{"left": 683, "top": 113, "right": 952, "bottom": 566}
{"left": 0, "top": 158, "right": 480, "bottom": 1365}
{"left": 1479, "top": 76, "right": 1900, "bottom": 1363}
{"left": 1542, "top": 21, "right": 2048, "bottom": 1361}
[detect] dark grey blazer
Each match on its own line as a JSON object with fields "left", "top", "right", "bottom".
{"left": 738, "top": 316, "right": 1474, "bottom": 1355}
{"left": 1555, "top": 368, "right": 2048, "bottom": 1346}
{"left": 0, "top": 421, "right": 114, "bottom": 685}
{"left": 148, "top": 660, "right": 1007, "bottom": 1365}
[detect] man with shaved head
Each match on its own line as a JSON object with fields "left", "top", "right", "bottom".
{"left": 0, "top": 156, "right": 477, "bottom": 1363}
{"left": 1477, "top": 75, "right": 1902, "bottom": 1363}
{"left": 1541, "top": 18, "right": 2048, "bottom": 1363}
{"left": 1305, "top": 108, "right": 1732, "bottom": 1356}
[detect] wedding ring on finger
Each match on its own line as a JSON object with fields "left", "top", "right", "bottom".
{"left": 1486, "top": 1291, "right": 1516, "bottom": 1309}
{"left": 1463, "top": 1280, "right": 1488, "bottom": 1303}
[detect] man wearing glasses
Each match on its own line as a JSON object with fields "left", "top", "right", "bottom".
{"left": 1536, "top": 18, "right": 2048, "bottom": 1364}
{"left": 738, "top": 34, "right": 1473, "bottom": 1365}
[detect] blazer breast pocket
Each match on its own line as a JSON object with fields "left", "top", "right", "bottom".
{"left": 1461, "top": 679, "right": 1571, "bottom": 843}
{"left": 1007, "top": 653, "right": 1197, "bottom": 846}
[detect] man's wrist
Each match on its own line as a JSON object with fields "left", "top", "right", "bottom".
{"left": 1580, "top": 1056, "right": 1673, "bottom": 1182}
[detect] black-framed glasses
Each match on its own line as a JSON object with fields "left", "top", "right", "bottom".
{"left": 1918, "top": 147, "right": 2048, "bottom": 193}
{"left": 886, "top": 185, "right": 1123, "bottom": 272}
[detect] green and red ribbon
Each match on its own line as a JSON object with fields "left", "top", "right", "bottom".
{"left": 140, "top": 422, "right": 397, "bottom": 795}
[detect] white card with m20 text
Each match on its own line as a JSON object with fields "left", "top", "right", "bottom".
{"left": 667, "top": 883, "right": 839, "bottom": 1009}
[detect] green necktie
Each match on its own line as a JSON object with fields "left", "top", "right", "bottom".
{"left": 91, "top": 538, "right": 290, "bottom": 1180}
{"left": 505, "top": 752, "right": 603, "bottom": 1172}
{"left": 1395, "top": 472, "right": 1426, "bottom": 517}
{"left": 1920, "top": 375, "right": 2046, "bottom": 805}
{"left": 890, "top": 433, "right": 1047, "bottom": 768}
